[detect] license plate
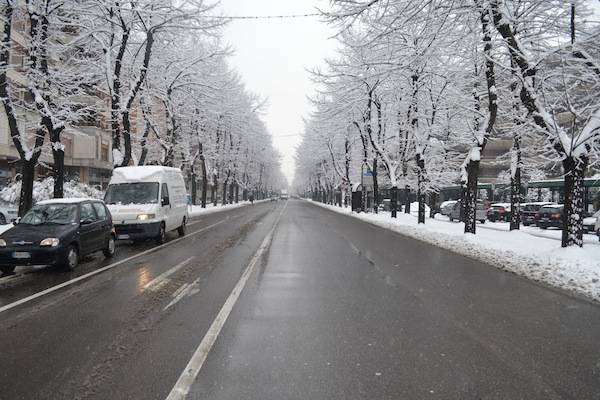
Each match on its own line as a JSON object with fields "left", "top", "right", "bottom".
{"left": 540, "top": 217, "right": 549, "bottom": 222}
{"left": 13, "top": 251, "right": 30, "bottom": 259}
{"left": 117, "top": 234, "right": 130, "bottom": 240}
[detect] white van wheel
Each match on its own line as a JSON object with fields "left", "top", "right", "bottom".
{"left": 177, "top": 218, "right": 186, "bottom": 237}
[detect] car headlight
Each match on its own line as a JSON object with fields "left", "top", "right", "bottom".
{"left": 137, "top": 214, "right": 156, "bottom": 221}
{"left": 40, "top": 238, "right": 60, "bottom": 247}
{"left": 0, "top": 239, "right": 6, "bottom": 247}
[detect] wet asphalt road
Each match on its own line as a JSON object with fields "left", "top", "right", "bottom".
{"left": 1, "top": 199, "right": 600, "bottom": 399}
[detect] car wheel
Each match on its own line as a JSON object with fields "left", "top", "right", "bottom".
{"left": 63, "top": 245, "right": 79, "bottom": 271}
{"left": 177, "top": 218, "right": 186, "bottom": 237}
{"left": 449, "top": 216, "right": 454, "bottom": 222}
{"left": 0, "top": 265, "right": 15, "bottom": 276}
{"left": 540, "top": 225, "right": 547, "bottom": 230}
{"left": 0, "top": 213, "right": 6, "bottom": 225}
{"left": 479, "top": 220, "right": 486, "bottom": 224}
{"left": 103, "top": 235, "right": 116, "bottom": 258}
{"left": 156, "top": 223, "right": 166, "bottom": 244}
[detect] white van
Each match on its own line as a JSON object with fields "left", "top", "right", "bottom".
{"left": 104, "top": 166, "right": 189, "bottom": 243}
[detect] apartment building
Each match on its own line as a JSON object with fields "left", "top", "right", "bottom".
{"left": 0, "top": 3, "right": 113, "bottom": 190}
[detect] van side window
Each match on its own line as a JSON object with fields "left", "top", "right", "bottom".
{"left": 161, "top": 183, "right": 169, "bottom": 203}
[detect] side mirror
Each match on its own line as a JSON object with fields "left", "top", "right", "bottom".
{"left": 161, "top": 197, "right": 170, "bottom": 206}
{"left": 13, "top": 217, "right": 20, "bottom": 225}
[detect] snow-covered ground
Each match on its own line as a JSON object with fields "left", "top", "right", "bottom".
{"left": 308, "top": 200, "right": 600, "bottom": 302}
{"left": 188, "top": 199, "right": 270, "bottom": 218}
{"left": 0, "top": 224, "right": 12, "bottom": 235}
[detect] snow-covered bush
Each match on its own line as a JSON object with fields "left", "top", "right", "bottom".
{"left": 0, "top": 177, "right": 103, "bottom": 204}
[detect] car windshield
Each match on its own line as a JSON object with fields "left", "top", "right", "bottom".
{"left": 104, "top": 182, "right": 159, "bottom": 205}
{"left": 541, "top": 206, "right": 561, "bottom": 213}
{"left": 20, "top": 204, "right": 78, "bottom": 225}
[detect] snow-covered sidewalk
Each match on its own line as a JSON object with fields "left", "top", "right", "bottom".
{"left": 308, "top": 200, "right": 600, "bottom": 302}
{"left": 188, "top": 199, "right": 270, "bottom": 218}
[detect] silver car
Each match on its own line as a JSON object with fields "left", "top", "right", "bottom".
{"left": 448, "top": 200, "right": 487, "bottom": 223}
{"left": 0, "top": 204, "right": 18, "bottom": 224}
{"left": 440, "top": 200, "right": 458, "bottom": 216}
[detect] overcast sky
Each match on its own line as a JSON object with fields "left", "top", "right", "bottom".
{"left": 219, "top": 0, "right": 335, "bottom": 186}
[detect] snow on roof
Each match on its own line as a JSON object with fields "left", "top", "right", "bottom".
{"left": 112, "top": 166, "right": 181, "bottom": 182}
{"left": 36, "top": 197, "right": 98, "bottom": 205}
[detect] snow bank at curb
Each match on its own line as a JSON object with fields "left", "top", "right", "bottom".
{"left": 188, "top": 199, "right": 270, "bottom": 218}
{"left": 307, "top": 200, "right": 600, "bottom": 302}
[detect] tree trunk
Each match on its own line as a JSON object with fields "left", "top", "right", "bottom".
{"left": 417, "top": 188, "right": 426, "bottom": 224}
{"left": 200, "top": 178, "right": 207, "bottom": 208}
{"left": 228, "top": 181, "right": 234, "bottom": 204}
{"left": 18, "top": 160, "right": 36, "bottom": 217}
{"left": 417, "top": 155, "right": 426, "bottom": 224}
{"left": 138, "top": 121, "right": 151, "bottom": 166}
{"left": 120, "top": 110, "right": 133, "bottom": 167}
{"left": 191, "top": 171, "right": 197, "bottom": 206}
{"left": 52, "top": 144, "right": 65, "bottom": 198}
{"left": 372, "top": 158, "right": 379, "bottom": 213}
{"left": 562, "top": 156, "right": 586, "bottom": 247}
{"left": 243, "top": 188, "right": 248, "bottom": 201}
{"left": 509, "top": 138, "right": 522, "bottom": 231}
{"left": 222, "top": 180, "right": 228, "bottom": 206}
{"left": 464, "top": 160, "right": 480, "bottom": 234}
{"left": 235, "top": 184, "right": 239, "bottom": 203}
{"left": 404, "top": 186, "right": 411, "bottom": 214}
{"left": 460, "top": 184, "right": 467, "bottom": 222}
{"left": 391, "top": 185, "right": 398, "bottom": 218}
{"left": 211, "top": 175, "right": 217, "bottom": 206}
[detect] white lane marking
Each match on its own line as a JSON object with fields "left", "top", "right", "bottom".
{"left": 143, "top": 257, "right": 195, "bottom": 292}
{"left": 163, "top": 278, "right": 200, "bottom": 311}
{"left": 0, "top": 219, "right": 227, "bottom": 315}
{"left": 165, "top": 201, "right": 287, "bottom": 400}
{"left": 348, "top": 241, "right": 360, "bottom": 255}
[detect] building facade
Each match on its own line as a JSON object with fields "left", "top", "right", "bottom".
{"left": 0, "top": 2, "right": 113, "bottom": 190}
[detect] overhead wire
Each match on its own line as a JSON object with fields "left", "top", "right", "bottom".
{"left": 207, "top": 13, "right": 321, "bottom": 20}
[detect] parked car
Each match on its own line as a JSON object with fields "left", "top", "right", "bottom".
{"left": 440, "top": 200, "right": 457, "bottom": 216}
{"left": 582, "top": 210, "right": 600, "bottom": 234}
{"left": 521, "top": 202, "right": 555, "bottom": 226}
{"left": 105, "top": 166, "right": 189, "bottom": 244}
{"left": 0, "top": 203, "right": 18, "bottom": 225}
{"left": 487, "top": 203, "right": 511, "bottom": 222}
{"left": 448, "top": 200, "right": 487, "bottom": 223}
{"left": 535, "top": 205, "right": 564, "bottom": 229}
{"left": 0, "top": 198, "right": 115, "bottom": 275}
{"left": 280, "top": 190, "right": 289, "bottom": 200}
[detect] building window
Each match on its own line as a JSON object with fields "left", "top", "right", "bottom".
{"left": 64, "top": 137, "right": 73, "bottom": 158}
{"left": 101, "top": 144, "right": 109, "bottom": 162}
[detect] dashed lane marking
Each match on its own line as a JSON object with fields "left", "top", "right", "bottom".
{"left": 0, "top": 219, "right": 227, "bottom": 315}
{"left": 143, "top": 257, "right": 195, "bottom": 292}
{"left": 165, "top": 201, "right": 288, "bottom": 400}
